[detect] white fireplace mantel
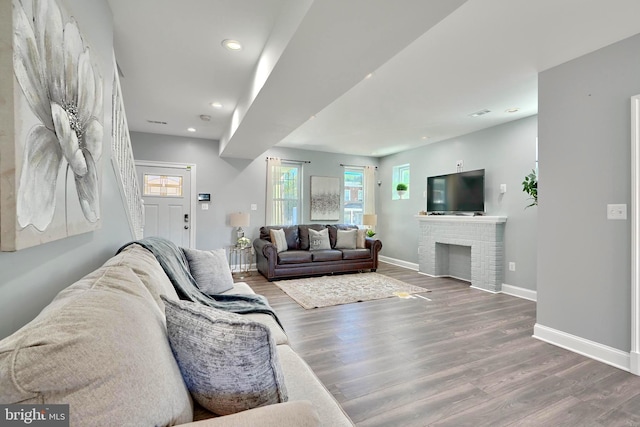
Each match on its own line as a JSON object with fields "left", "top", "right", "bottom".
{"left": 416, "top": 215, "right": 507, "bottom": 292}
{"left": 415, "top": 215, "right": 507, "bottom": 224}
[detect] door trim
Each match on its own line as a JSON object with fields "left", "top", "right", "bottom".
{"left": 136, "top": 160, "right": 197, "bottom": 248}
{"left": 631, "top": 95, "right": 640, "bottom": 375}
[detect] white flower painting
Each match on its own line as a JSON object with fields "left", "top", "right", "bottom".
{"left": 1, "top": 0, "right": 104, "bottom": 251}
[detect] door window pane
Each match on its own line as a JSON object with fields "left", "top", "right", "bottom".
{"left": 143, "top": 174, "right": 183, "bottom": 197}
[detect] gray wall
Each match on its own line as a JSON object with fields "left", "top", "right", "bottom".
{"left": 378, "top": 116, "right": 539, "bottom": 291}
{"left": 130, "top": 132, "right": 380, "bottom": 250}
{"left": 0, "top": 0, "right": 134, "bottom": 339}
{"left": 538, "top": 33, "right": 640, "bottom": 351}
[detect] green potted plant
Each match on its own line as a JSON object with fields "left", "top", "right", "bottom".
{"left": 396, "top": 183, "right": 408, "bottom": 199}
{"left": 366, "top": 229, "right": 376, "bottom": 238}
{"left": 522, "top": 169, "right": 538, "bottom": 208}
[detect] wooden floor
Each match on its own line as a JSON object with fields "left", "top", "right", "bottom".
{"left": 242, "top": 262, "right": 640, "bottom": 426}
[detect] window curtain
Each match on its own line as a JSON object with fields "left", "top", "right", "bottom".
{"left": 266, "top": 157, "right": 282, "bottom": 225}
{"left": 364, "top": 165, "right": 376, "bottom": 216}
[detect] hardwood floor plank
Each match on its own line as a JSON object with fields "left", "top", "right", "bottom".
{"left": 240, "top": 262, "right": 640, "bottom": 426}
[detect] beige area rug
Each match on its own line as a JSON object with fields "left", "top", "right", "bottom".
{"left": 274, "top": 273, "right": 429, "bottom": 309}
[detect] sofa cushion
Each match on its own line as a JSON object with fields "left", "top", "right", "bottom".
{"left": 335, "top": 229, "right": 357, "bottom": 249}
{"left": 298, "top": 225, "right": 326, "bottom": 250}
{"left": 104, "top": 243, "right": 180, "bottom": 312}
{"left": 182, "top": 248, "right": 234, "bottom": 294}
{"left": 163, "top": 298, "right": 288, "bottom": 416}
{"left": 278, "top": 345, "right": 354, "bottom": 427}
{"left": 278, "top": 250, "right": 313, "bottom": 265}
{"left": 270, "top": 228, "right": 288, "bottom": 253}
{"left": 0, "top": 265, "right": 193, "bottom": 427}
{"left": 309, "top": 228, "right": 331, "bottom": 251}
{"left": 311, "top": 250, "right": 343, "bottom": 262}
{"left": 341, "top": 248, "right": 372, "bottom": 260}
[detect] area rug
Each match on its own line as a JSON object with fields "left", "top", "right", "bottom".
{"left": 274, "top": 273, "right": 429, "bottom": 309}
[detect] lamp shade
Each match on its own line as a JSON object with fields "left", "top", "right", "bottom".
{"left": 229, "top": 212, "right": 250, "bottom": 227}
{"left": 362, "top": 214, "right": 377, "bottom": 226}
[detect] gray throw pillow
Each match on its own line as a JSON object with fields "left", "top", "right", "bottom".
{"left": 335, "top": 229, "right": 357, "bottom": 249}
{"left": 182, "top": 248, "right": 234, "bottom": 294}
{"left": 308, "top": 228, "right": 331, "bottom": 251}
{"left": 162, "top": 298, "right": 288, "bottom": 416}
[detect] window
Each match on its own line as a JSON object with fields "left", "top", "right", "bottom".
{"left": 392, "top": 164, "right": 410, "bottom": 200}
{"left": 267, "top": 159, "right": 302, "bottom": 225}
{"left": 143, "top": 174, "right": 183, "bottom": 197}
{"left": 343, "top": 167, "right": 364, "bottom": 224}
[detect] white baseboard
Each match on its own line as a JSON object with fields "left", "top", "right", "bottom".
{"left": 379, "top": 256, "right": 419, "bottom": 271}
{"left": 501, "top": 283, "right": 537, "bottom": 302}
{"left": 533, "top": 323, "right": 630, "bottom": 372}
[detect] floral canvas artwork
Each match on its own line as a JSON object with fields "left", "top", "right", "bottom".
{"left": 310, "top": 176, "right": 341, "bottom": 221}
{"left": 1, "top": 0, "right": 103, "bottom": 251}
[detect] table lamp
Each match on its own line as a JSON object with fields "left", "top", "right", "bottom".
{"left": 229, "top": 212, "right": 250, "bottom": 243}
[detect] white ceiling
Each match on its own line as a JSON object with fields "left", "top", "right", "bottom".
{"left": 109, "top": 0, "right": 640, "bottom": 159}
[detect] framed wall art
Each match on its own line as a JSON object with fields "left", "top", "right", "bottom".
{"left": 310, "top": 176, "right": 341, "bottom": 221}
{"left": 0, "top": 0, "right": 104, "bottom": 251}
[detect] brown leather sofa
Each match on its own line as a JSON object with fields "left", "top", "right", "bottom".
{"left": 253, "top": 224, "right": 383, "bottom": 281}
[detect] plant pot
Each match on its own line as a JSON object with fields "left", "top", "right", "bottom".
{"left": 397, "top": 190, "right": 406, "bottom": 199}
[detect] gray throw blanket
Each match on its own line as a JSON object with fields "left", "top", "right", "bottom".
{"left": 117, "top": 237, "right": 283, "bottom": 329}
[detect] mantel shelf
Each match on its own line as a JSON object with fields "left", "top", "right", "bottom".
{"left": 415, "top": 215, "right": 507, "bottom": 224}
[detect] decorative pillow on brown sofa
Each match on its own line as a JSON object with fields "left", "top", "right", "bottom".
{"left": 308, "top": 228, "right": 331, "bottom": 251}
{"left": 269, "top": 228, "right": 288, "bottom": 253}
{"left": 335, "top": 229, "right": 357, "bottom": 249}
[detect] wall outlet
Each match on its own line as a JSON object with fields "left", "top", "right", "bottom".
{"left": 201, "top": 203, "right": 209, "bottom": 210}
{"left": 251, "top": 204, "right": 258, "bottom": 211}
{"left": 607, "top": 204, "right": 627, "bottom": 220}
{"left": 509, "top": 262, "right": 516, "bottom": 271}
{"left": 500, "top": 184, "right": 507, "bottom": 194}
{"left": 456, "top": 160, "right": 464, "bottom": 168}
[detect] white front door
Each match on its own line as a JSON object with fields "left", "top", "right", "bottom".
{"left": 137, "top": 163, "right": 193, "bottom": 248}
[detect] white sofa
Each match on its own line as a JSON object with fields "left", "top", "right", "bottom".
{"left": 0, "top": 243, "right": 354, "bottom": 427}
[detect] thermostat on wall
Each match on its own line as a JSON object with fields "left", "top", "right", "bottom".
{"left": 198, "top": 193, "right": 211, "bottom": 202}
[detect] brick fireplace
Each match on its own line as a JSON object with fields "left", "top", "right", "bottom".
{"left": 416, "top": 215, "right": 507, "bottom": 292}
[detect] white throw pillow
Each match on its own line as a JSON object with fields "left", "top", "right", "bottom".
{"left": 308, "top": 228, "right": 331, "bottom": 251}
{"left": 356, "top": 229, "right": 367, "bottom": 249}
{"left": 335, "top": 229, "right": 357, "bottom": 249}
{"left": 182, "top": 248, "right": 234, "bottom": 294}
{"left": 269, "top": 228, "right": 288, "bottom": 253}
{"left": 163, "top": 298, "right": 288, "bottom": 415}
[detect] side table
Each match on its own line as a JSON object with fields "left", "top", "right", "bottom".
{"left": 228, "top": 245, "right": 253, "bottom": 279}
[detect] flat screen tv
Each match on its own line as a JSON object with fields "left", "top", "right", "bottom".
{"left": 427, "top": 169, "right": 485, "bottom": 213}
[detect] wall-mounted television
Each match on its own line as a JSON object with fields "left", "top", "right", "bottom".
{"left": 427, "top": 169, "right": 485, "bottom": 213}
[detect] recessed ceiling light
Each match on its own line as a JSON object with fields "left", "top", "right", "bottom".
{"left": 469, "top": 109, "right": 491, "bottom": 117}
{"left": 505, "top": 107, "right": 520, "bottom": 113}
{"left": 364, "top": 72, "right": 374, "bottom": 79}
{"left": 210, "top": 102, "right": 223, "bottom": 109}
{"left": 421, "top": 136, "right": 430, "bottom": 140}
{"left": 222, "top": 39, "right": 242, "bottom": 51}
{"left": 187, "top": 127, "right": 196, "bottom": 132}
